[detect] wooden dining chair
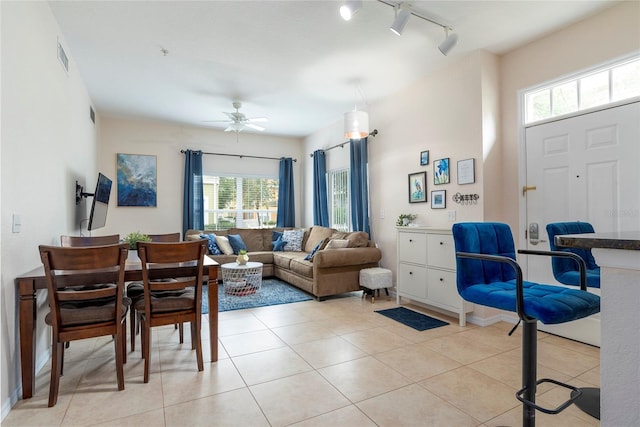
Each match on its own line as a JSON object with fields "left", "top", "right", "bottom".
{"left": 126, "top": 232, "right": 184, "bottom": 351}
{"left": 136, "top": 240, "right": 207, "bottom": 383}
{"left": 38, "top": 243, "right": 129, "bottom": 407}
{"left": 60, "top": 234, "right": 120, "bottom": 247}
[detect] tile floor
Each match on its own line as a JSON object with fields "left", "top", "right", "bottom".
{"left": 4, "top": 292, "right": 600, "bottom": 426}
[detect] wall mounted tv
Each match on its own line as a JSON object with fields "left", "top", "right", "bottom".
{"left": 88, "top": 173, "right": 113, "bottom": 231}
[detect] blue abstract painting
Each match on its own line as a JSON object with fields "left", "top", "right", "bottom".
{"left": 117, "top": 153, "right": 157, "bottom": 207}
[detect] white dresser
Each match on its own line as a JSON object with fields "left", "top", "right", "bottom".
{"left": 396, "top": 227, "right": 473, "bottom": 326}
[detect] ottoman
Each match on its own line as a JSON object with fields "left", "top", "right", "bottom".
{"left": 359, "top": 267, "right": 392, "bottom": 303}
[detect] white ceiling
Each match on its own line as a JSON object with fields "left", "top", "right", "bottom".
{"left": 48, "top": 0, "right": 618, "bottom": 137}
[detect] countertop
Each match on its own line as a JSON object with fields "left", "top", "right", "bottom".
{"left": 555, "top": 231, "right": 640, "bottom": 251}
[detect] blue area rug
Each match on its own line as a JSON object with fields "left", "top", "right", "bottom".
{"left": 202, "top": 278, "right": 313, "bottom": 313}
{"left": 376, "top": 307, "right": 449, "bottom": 331}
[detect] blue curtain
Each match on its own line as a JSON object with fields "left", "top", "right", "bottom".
{"left": 350, "top": 138, "right": 370, "bottom": 235}
{"left": 276, "top": 157, "right": 295, "bottom": 227}
{"left": 312, "top": 150, "right": 330, "bottom": 226}
{"left": 182, "top": 150, "right": 204, "bottom": 237}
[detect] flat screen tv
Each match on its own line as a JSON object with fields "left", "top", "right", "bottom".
{"left": 88, "top": 173, "right": 113, "bottom": 231}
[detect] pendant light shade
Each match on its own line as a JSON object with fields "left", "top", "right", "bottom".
{"left": 344, "top": 110, "right": 369, "bottom": 139}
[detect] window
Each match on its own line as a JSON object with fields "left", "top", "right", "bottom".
{"left": 328, "top": 168, "right": 350, "bottom": 232}
{"left": 524, "top": 57, "right": 640, "bottom": 124}
{"left": 203, "top": 175, "right": 278, "bottom": 230}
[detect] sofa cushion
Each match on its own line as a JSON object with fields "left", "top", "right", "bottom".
{"left": 289, "top": 258, "right": 313, "bottom": 278}
{"left": 201, "top": 233, "right": 222, "bottom": 255}
{"left": 215, "top": 235, "right": 234, "bottom": 255}
{"left": 346, "top": 231, "right": 370, "bottom": 248}
{"left": 283, "top": 229, "right": 305, "bottom": 251}
{"left": 229, "top": 228, "right": 266, "bottom": 251}
{"left": 273, "top": 252, "right": 302, "bottom": 269}
{"left": 304, "top": 226, "right": 336, "bottom": 253}
{"left": 227, "top": 234, "right": 248, "bottom": 254}
{"left": 325, "top": 239, "right": 349, "bottom": 249}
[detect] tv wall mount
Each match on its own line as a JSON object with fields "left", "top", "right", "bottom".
{"left": 75, "top": 181, "right": 94, "bottom": 205}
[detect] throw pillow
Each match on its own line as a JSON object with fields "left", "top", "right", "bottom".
{"left": 304, "top": 238, "right": 328, "bottom": 261}
{"left": 227, "top": 234, "right": 248, "bottom": 254}
{"left": 201, "top": 233, "right": 222, "bottom": 255}
{"left": 272, "top": 236, "right": 288, "bottom": 252}
{"left": 282, "top": 229, "right": 304, "bottom": 251}
{"left": 215, "top": 235, "right": 234, "bottom": 255}
{"left": 272, "top": 230, "right": 283, "bottom": 241}
{"left": 346, "top": 231, "right": 370, "bottom": 248}
{"left": 324, "top": 239, "right": 349, "bottom": 250}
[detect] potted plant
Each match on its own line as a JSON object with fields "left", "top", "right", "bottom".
{"left": 236, "top": 249, "right": 249, "bottom": 265}
{"left": 396, "top": 214, "right": 417, "bottom": 226}
{"left": 123, "top": 231, "right": 152, "bottom": 261}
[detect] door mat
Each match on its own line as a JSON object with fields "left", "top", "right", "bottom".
{"left": 202, "top": 278, "right": 313, "bottom": 313}
{"left": 376, "top": 307, "right": 449, "bottom": 331}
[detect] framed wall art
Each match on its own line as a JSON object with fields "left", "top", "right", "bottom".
{"left": 117, "top": 153, "right": 157, "bottom": 207}
{"left": 420, "top": 150, "right": 429, "bottom": 166}
{"left": 457, "top": 158, "right": 475, "bottom": 185}
{"left": 433, "top": 158, "right": 450, "bottom": 185}
{"left": 408, "top": 171, "right": 427, "bottom": 203}
{"left": 431, "top": 190, "right": 446, "bottom": 209}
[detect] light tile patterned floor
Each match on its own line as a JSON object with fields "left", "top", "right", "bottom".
{"left": 4, "top": 292, "right": 601, "bottom": 426}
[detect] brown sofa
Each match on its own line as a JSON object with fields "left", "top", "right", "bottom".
{"left": 185, "top": 226, "right": 382, "bottom": 299}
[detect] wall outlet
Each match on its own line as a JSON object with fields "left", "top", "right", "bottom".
{"left": 12, "top": 214, "right": 21, "bottom": 233}
{"left": 448, "top": 210, "right": 456, "bottom": 222}
{"left": 380, "top": 209, "right": 385, "bottom": 219}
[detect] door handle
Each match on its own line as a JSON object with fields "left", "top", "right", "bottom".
{"left": 529, "top": 222, "right": 539, "bottom": 245}
{"left": 522, "top": 186, "right": 537, "bottom": 197}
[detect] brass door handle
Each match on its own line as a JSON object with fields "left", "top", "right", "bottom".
{"left": 522, "top": 186, "right": 537, "bottom": 197}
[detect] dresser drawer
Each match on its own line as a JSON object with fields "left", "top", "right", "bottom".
{"left": 426, "top": 269, "right": 460, "bottom": 309}
{"left": 398, "top": 231, "right": 427, "bottom": 265}
{"left": 427, "top": 234, "right": 456, "bottom": 270}
{"left": 398, "top": 263, "right": 428, "bottom": 299}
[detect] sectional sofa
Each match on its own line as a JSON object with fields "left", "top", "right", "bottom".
{"left": 185, "top": 226, "right": 382, "bottom": 299}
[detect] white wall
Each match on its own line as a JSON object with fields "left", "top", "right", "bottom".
{"left": 1, "top": 1, "right": 97, "bottom": 417}
{"left": 97, "top": 117, "right": 304, "bottom": 237}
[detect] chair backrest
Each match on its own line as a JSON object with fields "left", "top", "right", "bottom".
{"left": 546, "top": 222, "right": 599, "bottom": 272}
{"left": 60, "top": 234, "right": 120, "bottom": 247}
{"left": 137, "top": 240, "right": 207, "bottom": 312}
{"left": 147, "top": 233, "right": 181, "bottom": 242}
{"left": 452, "top": 222, "right": 518, "bottom": 293}
{"left": 38, "top": 243, "right": 129, "bottom": 332}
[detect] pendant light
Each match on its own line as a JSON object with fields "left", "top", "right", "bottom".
{"left": 344, "top": 109, "right": 369, "bottom": 139}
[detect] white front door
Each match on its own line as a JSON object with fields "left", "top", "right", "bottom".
{"left": 523, "top": 100, "right": 640, "bottom": 346}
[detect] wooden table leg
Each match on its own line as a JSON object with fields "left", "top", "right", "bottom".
{"left": 207, "top": 275, "right": 218, "bottom": 362}
{"left": 17, "top": 278, "right": 36, "bottom": 399}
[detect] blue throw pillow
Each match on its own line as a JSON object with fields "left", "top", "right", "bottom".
{"left": 201, "top": 234, "right": 222, "bottom": 255}
{"left": 272, "top": 230, "right": 283, "bottom": 242}
{"left": 273, "top": 236, "right": 288, "bottom": 252}
{"left": 227, "top": 234, "right": 248, "bottom": 255}
{"left": 304, "top": 239, "right": 325, "bottom": 261}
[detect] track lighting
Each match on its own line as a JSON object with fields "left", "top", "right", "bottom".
{"left": 390, "top": 3, "right": 411, "bottom": 36}
{"left": 438, "top": 27, "right": 458, "bottom": 56}
{"left": 340, "top": 0, "right": 363, "bottom": 21}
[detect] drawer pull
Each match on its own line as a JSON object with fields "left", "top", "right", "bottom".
{"left": 440, "top": 241, "right": 444, "bottom": 245}
{"left": 409, "top": 239, "right": 413, "bottom": 242}
{"left": 409, "top": 271, "right": 413, "bottom": 275}
{"left": 439, "top": 278, "right": 444, "bottom": 282}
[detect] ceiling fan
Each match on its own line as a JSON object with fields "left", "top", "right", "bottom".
{"left": 205, "top": 101, "right": 268, "bottom": 133}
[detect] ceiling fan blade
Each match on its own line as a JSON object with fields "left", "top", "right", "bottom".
{"left": 203, "top": 119, "right": 232, "bottom": 123}
{"left": 247, "top": 117, "right": 268, "bottom": 123}
{"left": 225, "top": 123, "right": 244, "bottom": 132}
{"left": 245, "top": 123, "right": 266, "bottom": 131}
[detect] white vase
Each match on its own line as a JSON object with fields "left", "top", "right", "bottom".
{"left": 236, "top": 253, "right": 249, "bottom": 265}
{"left": 127, "top": 249, "right": 140, "bottom": 262}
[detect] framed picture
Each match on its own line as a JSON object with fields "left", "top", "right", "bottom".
{"left": 420, "top": 150, "right": 429, "bottom": 166}
{"left": 457, "top": 158, "right": 475, "bottom": 185}
{"left": 433, "top": 158, "right": 450, "bottom": 185}
{"left": 431, "top": 190, "right": 446, "bottom": 209}
{"left": 117, "top": 153, "right": 157, "bottom": 207}
{"left": 408, "top": 171, "right": 427, "bottom": 203}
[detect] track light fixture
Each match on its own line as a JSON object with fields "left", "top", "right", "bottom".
{"left": 438, "top": 27, "right": 458, "bottom": 56}
{"left": 339, "top": 0, "right": 363, "bottom": 21}
{"left": 342, "top": 0, "right": 458, "bottom": 56}
{"left": 390, "top": 3, "right": 411, "bottom": 36}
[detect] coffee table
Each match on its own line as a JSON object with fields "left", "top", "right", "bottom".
{"left": 221, "top": 262, "right": 263, "bottom": 295}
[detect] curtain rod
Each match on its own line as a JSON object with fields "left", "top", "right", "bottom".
{"left": 181, "top": 150, "right": 297, "bottom": 162}
{"left": 309, "top": 129, "right": 378, "bottom": 158}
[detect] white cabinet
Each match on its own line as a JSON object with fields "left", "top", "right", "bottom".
{"left": 396, "top": 227, "right": 473, "bottom": 326}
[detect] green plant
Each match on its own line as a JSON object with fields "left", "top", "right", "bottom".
{"left": 238, "top": 249, "right": 247, "bottom": 255}
{"left": 396, "top": 214, "right": 417, "bottom": 226}
{"left": 123, "top": 231, "right": 152, "bottom": 250}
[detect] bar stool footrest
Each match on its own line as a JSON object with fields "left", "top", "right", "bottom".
{"left": 516, "top": 378, "right": 583, "bottom": 415}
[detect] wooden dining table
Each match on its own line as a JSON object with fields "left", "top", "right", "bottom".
{"left": 15, "top": 255, "right": 219, "bottom": 399}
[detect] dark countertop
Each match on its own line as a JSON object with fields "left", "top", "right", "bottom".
{"left": 555, "top": 231, "right": 640, "bottom": 251}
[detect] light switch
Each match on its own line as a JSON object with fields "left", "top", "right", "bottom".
{"left": 12, "top": 214, "right": 21, "bottom": 233}
{"left": 448, "top": 211, "right": 456, "bottom": 222}
{"left": 380, "top": 209, "right": 385, "bottom": 219}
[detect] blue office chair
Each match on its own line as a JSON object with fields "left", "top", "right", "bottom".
{"left": 546, "top": 222, "right": 600, "bottom": 288}
{"left": 452, "top": 222, "right": 600, "bottom": 427}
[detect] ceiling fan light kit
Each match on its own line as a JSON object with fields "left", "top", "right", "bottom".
{"left": 341, "top": 0, "right": 458, "bottom": 56}
{"left": 205, "top": 101, "right": 268, "bottom": 134}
